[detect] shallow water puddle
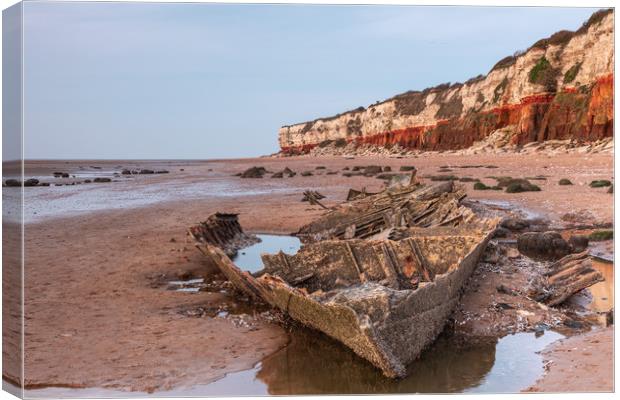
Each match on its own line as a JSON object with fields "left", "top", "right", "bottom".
{"left": 232, "top": 234, "right": 301, "bottom": 273}
{"left": 588, "top": 259, "right": 614, "bottom": 314}
{"left": 167, "top": 278, "right": 205, "bottom": 293}
{"left": 22, "top": 330, "right": 564, "bottom": 397}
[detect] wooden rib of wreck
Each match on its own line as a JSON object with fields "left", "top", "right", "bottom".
{"left": 190, "top": 181, "right": 498, "bottom": 378}
{"left": 530, "top": 251, "right": 604, "bottom": 306}
{"left": 187, "top": 212, "right": 260, "bottom": 257}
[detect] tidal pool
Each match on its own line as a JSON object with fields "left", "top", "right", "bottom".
{"left": 232, "top": 234, "right": 301, "bottom": 273}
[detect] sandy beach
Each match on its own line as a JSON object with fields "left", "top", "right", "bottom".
{"left": 2, "top": 151, "right": 614, "bottom": 394}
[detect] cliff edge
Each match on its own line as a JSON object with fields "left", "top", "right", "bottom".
{"left": 279, "top": 9, "right": 613, "bottom": 155}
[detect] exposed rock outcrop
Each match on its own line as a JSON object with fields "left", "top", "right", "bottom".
{"left": 279, "top": 10, "right": 613, "bottom": 155}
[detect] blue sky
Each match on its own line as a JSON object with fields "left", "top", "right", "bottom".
{"left": 18, "top": 2, "right": 599, "bottom": 159}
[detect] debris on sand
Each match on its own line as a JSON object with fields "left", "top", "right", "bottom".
{"left": 301, "top": 190, "right": 325, "bottom": 201}
{"left": 191, "top": 181, "right": 498, "bottom": 378}
{"left": 240, "top": 166, "right": 268, "bottom": 178}
{"left": 188, "top": 213, "right": 260, "bottom": 257}
{"left": 530, "top": 252, "right": 604, "bottom": 306}
{"left": 301, "top": 190, "right": 327, "bottom": 209}
{"left": 346, "top": 187, "right": 379, "bottom": 202}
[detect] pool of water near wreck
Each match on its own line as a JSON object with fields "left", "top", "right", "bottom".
{"left": 232, "top": 234, "right": 301, "bottom": 273}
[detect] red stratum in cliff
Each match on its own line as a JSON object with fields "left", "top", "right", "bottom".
{"left": 278, "top": 9, "right": 614, "bottom": 155}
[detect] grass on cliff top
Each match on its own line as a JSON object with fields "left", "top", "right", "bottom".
{"left": 489, "top": 9, "right": 610, "bottom": 77}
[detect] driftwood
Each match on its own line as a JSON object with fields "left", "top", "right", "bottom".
{"left": 302, "top": 190, "right": 328, "bottom": 209}
{"left": 531, "top": 251, "right": 604, "bottom": 306}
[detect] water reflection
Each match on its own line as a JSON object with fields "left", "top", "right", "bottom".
{"left": 232, "top": 234, "right": 301, "bottom": 273}
{"left": 589, "top": 259, "right": 614, "bottom": 314}
{"left": 256, "top": 328, "right": 563, "bottom": 394}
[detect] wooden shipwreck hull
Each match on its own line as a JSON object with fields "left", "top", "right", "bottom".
{"left": 191, "top": 182, "right": 498, "bottom": 378}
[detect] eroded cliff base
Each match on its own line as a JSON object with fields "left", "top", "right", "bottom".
{"left": 276, "top": 134, "right": 613, "bottom": 158}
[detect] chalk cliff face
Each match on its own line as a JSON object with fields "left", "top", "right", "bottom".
{"left": 279, "top": 9, "right": 614, "bottom": 154}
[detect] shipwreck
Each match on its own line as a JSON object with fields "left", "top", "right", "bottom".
{"left": 189, "top": 180, "right": 498, "bottom": 378}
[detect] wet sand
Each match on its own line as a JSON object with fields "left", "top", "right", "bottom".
{"left": 527, "top": 327, "right": 614, "bottom": 392}
{"left": 2, "top": 152, "right": 614, "bottom": 393}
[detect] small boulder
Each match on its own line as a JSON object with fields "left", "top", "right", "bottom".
{"left": 517, "top": 231, "right": 571, "bottom": 260}
{"left": 300, "top": 171, "right": 313, "bottom": 177}
{"left": 568, "top": 235, "right": 589, "bottom": 253}
{"left": 121, "top": 169, "right": 132, "bottom": 175}
{"left": 558, "top": 178, "right": 573, "bottom": 185}
{"left": 240, "top": 166, "right": 267, "bottom": 178}
{"left": 24, "top": 179, "right": 40, "bottom": 187}
{"left": 505, "top": 179, "right": 541, "bottom": 193}
{"left": 364, "top": 165, "right": 383, "bottom": 175}
{"left": 93, "top": 177, "right": 112, "bottom": 183}
{"left": 590, "top": 180, "right": 612, "bottom": 188}
{"left": 4, "top": 179, "right": 20, "bottom": 187}
{"left": 500, "top": 217, "right": 530, "bottom": 231}
{"left": 493, "top": 227, "right": 511, "bottom": 238}
{"left": 139, "top": 169, "right": 155, "bottom": 175}
{"left": 271, "top": 172, "right": 284, "bottom": 178}
{"left": 399, "top": 166, "right": 416, "bottom": 171}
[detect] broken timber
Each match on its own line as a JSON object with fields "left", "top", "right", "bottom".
{"left": 190, "top": 181, "right": 498, "bottom": 378}
{"left": 187, "top": 213, "right": 259, "bottom": 257}
{"left": 531, "top": 251, "right": 604, "bottom": 306}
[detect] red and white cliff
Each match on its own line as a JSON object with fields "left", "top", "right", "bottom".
{"left": 278, "top": 9, "right": 614, "bottom": 155}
